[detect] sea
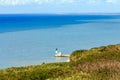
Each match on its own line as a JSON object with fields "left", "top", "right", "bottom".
{"left": 0, "top": 14, "right": 120, "bottom": 69}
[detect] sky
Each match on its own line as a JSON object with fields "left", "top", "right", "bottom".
{"left": 0, "top": 0, "right": 120, "bottom": 14}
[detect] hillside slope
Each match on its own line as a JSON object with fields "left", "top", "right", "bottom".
{"left": 0, "top": 44, "right": 120, "bottom": 80}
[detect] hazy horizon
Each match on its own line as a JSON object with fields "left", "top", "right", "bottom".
{"left": 0, "top": 0, "right": 120, "bottom": 14}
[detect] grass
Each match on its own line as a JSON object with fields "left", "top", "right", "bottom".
{"left": 0, "top": 62, "right": 71, "bottom": 80}
{"left": 0, "top": 44, "right": 120, "bottom": 80}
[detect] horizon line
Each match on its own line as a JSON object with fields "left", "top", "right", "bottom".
{"left": 0, "top": 12, "right": 120, "bottom": 15}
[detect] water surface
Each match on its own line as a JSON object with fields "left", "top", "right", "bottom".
{"left": 0, "top": 14, "right": 120, "bottom": 69}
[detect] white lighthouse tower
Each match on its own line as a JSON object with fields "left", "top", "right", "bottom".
{"left": 55, "top": 48, "right": 62, "bottom": 57}
{"left": 55, "top": 48, "right": 58, "bottom": 54}
{"left": 55, "top": 48, "right": 69, "bottom": 57}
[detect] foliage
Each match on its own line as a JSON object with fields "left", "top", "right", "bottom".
{"left": 0, "top": 62, "right": 71, "bottom": 80}
{"left": 1, "top": 44, "right": 120, "bottom": 80}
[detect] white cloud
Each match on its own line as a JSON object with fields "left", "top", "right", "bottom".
{"left": 0, "top": 0, "right": 119, "bottom": 6}
{"left": 87, "top": 0, "right": 119, "bottom": 4}
{"left": 105, "top": 0, "right": 117, "bottom": 3}
{"left": 0, "top": 0, "right": 77, "bottom": 6}
{"left": 0, "top": 0, "right": 30, "bottom": 5}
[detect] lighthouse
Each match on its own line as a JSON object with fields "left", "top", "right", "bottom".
{"left": 55, "top": 48, "right": 58, "bottom": 54}
{"left": 55, "top": 48, "right": 62, "bottom": 57}
{"left": 55, "top": 48, "right": 69, "bottom": 57}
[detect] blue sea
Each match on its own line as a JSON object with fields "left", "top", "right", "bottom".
{"left": 0, "top": 14, "right": 120, "bottom": 69}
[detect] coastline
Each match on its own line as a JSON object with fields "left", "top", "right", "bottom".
{"left": 0, "top": 15, "right": 120, "bottom": 69}
{"left": 0, "top": 44, "right": 120, "bottom": 80}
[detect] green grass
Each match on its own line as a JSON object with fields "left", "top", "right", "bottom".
{"left": 0, "top": 62, "right": 71, "bottom": 80}
{"left": 1, "top": 44, "right": 120, "bottom": 80}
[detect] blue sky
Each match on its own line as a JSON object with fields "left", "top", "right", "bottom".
{"left": 0, "top": 0, "right": 120, "bottom": 14}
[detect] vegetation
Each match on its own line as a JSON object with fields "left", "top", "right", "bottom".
{"left": 0, "top": 44, "right": 120, "bottom": 80}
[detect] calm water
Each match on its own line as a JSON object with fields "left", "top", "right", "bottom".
{"left": 0, "top": 14, "right": 120, "bottom": 69}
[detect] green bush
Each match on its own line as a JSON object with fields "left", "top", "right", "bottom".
{"left": 1, "top": 44, "right": 120, "bottom": 80}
